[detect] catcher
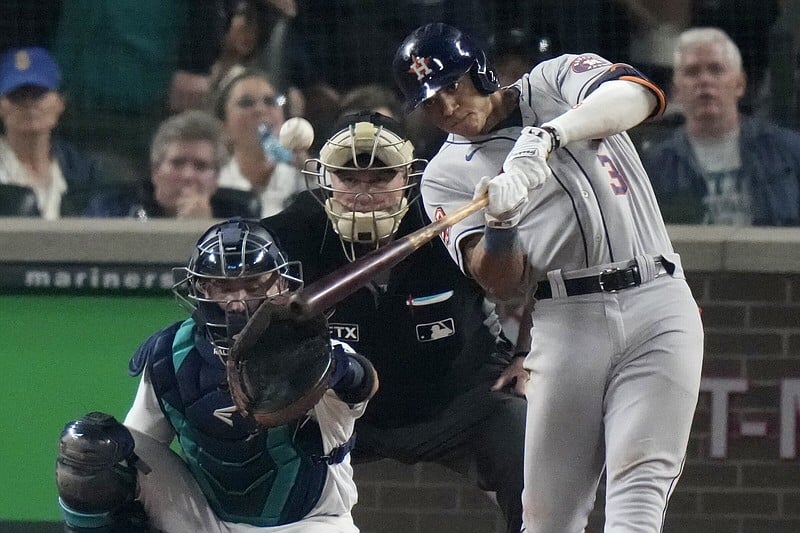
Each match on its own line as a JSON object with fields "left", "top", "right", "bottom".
{"left": 55, "top": 218, "right": 378, "bottom": 533}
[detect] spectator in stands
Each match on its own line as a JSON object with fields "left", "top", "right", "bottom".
{"left": 210, "top": 1, "right": 268, "bottom": 96}
{"left": 85, "top": 110, "right": 261, "bottom": 219}
{"left": 0, "top": 46, "right": 106, "bottom": 218}
{"left": 690, "top": 0, "right": 780, "bottom": 114}
{"left": 302, "top": 82, "right": 342, "bottom": 157}
{"left": 642, "top": 27, "right": 800, "bottom": 226}
{"left": 51, "top": 1, "right": 229, "bottom": 182}
{"left": 212, "top": 68, "right": 305, "bottom": 217}
{"left": 209, "top": 0, "right": 307, "bottom": 118}
{"left": 337, "top": 84, "right": 403, "bottom": 122}
{"left": 337, "top": 83, "right": 444, "bottom": 162}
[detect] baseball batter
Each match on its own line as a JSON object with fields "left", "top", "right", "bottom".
{"left": 393, "top": 23, "right": 704, "bottom": 532}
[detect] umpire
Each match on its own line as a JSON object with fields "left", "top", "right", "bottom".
{"left": 261, "top": 111, "right": 527, "bottom": 532}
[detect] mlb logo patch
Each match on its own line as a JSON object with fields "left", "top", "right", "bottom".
{"left": 571, "top": 55, "right": 610, "bottom": 73}
{"left": 416, "top": 318, "right": 455, "bottom": 342}
{"left": 329, "top": 323, "right": 359, "bottom": 341}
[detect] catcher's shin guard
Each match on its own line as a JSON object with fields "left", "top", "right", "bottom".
{"left": 56, "top": 412, "right": 150, "bottom": 531}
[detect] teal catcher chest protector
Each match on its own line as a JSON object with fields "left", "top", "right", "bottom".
{"left": 143, "top": 319, "right": 329, "bottom": 526}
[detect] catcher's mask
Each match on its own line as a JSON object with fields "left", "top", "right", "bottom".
{"left": 302, "top": 111, "right": 426, "bottom": 261}
{"left": 173, "top": 218, "right": 303, "bottom": 357}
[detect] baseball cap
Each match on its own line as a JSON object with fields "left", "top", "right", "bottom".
{"left": 0, "top": 47, "right": 61, "bottom": 96}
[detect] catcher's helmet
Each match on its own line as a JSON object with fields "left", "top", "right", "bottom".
{"left": 393, "top": 23, "right": 499, "bottom": 109}
{"left": 173, "top": 218, "right": 303, "bottom": 356}
{"left": 301, "top": 111, "right": 425, "bottom": 261}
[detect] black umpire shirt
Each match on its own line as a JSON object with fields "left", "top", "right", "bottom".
{"left": 261, "top": 191, "right": 507, "bottom": 428}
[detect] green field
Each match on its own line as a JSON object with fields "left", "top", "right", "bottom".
{"left": 0, "top": 294, "right": 184, "bottom": 521}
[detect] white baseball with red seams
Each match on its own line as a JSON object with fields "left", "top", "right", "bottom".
{"left": 279, "top": 117, "right": 315, "bottom": 151}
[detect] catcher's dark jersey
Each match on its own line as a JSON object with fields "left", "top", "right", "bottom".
{"left": 262, "top": 191, "right": 510, "bottom": 428}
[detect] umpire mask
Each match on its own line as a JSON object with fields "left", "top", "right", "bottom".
{"left": 302, "top": 111, "right": 425, "bottom": 261}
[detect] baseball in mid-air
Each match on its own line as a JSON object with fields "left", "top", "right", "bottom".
{"left": 279, "top": 117, "right": 315, "bottom": 151}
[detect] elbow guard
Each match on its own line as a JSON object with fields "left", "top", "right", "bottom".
{"left": 329, "top": 347, "right": 378, "bottom": 404}
{"left": 585, "top": 63, "right": 666, "bottom": 119}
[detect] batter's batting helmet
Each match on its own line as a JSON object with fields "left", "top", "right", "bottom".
{"left": 173, "top": 218, "right": 303, "bottom": 355}
{"left": 393, "top": 23, "right": 499, "bottom": 109}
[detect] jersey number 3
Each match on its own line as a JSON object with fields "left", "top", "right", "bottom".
{"left": 598, "top": 154, "right": 629, "bottom": 195}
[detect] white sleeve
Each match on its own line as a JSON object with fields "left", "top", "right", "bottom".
{"left": 544, "top": 80, "right": 657, "bottom": 146}
{"left": 312, "top": 389, "right": 364, "bottom": 454}
{"left": 525, "top": 54, "right": 663, "bottom": 144}
{"left": 123, "top": 368, "right": 175, "bottom": 445}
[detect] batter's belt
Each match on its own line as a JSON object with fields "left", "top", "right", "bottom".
{"left": 534, "top": 256, "right": 671, "bottom": 299}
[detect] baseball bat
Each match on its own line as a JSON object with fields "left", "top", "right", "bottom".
{"left": 288, "top": 193, "right": 489, "bottom": 318}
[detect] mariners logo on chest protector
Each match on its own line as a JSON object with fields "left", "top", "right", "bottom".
{"left": 329, "top": 323, "right": 359, "bottom": 341}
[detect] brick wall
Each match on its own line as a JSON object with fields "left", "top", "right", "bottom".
{"left": 666, "top": 271, "right": 800, "bottom": 533}
{"left": 352, "top": 460, "right": 507, "bottom": 533}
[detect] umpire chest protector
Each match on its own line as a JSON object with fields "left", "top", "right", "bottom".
{"left": 130, "top": 319, "right": 331, "bottom": 526}
{"left": 263, "top": 193, "right": 504, "bottom": 426}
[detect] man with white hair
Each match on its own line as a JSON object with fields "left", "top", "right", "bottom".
{"left": 642, "top": 27, "right": 800, "bottom": 226}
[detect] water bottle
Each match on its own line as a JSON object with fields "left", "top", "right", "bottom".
{"left": 258, "top": 123, "right": 294, "bottom": 164}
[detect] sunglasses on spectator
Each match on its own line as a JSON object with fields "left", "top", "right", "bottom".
{"left": 234, "top": 94, "right": 286, "bottom": 109}
{"left": 4, "top": 85, "right": 51, "bottom": 102}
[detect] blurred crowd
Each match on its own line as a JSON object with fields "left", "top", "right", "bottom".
{"left": 0, "top": 0, "right": 799, "bottom": 226}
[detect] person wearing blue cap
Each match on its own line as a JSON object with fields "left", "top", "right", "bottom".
{"left": 0, "top": 46, "right": 106, "bottom": 218}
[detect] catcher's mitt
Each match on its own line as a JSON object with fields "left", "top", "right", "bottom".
{"left": 227, "top": 301, "right": 333, "bottom": 427}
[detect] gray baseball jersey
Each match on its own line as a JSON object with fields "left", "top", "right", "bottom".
{"left": 421, "top": 54, "right": 704, "bottom": 532}
{"left": 422, "top": 54, "right": 677, "bottom": 280}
